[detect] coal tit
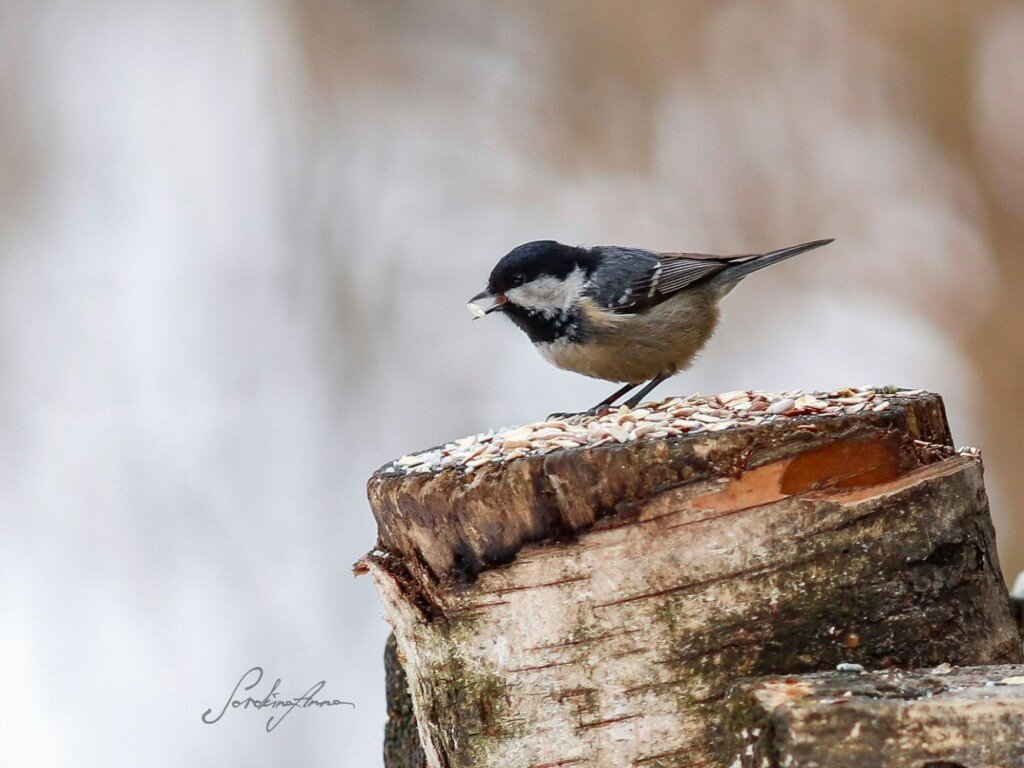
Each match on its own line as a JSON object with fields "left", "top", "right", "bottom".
{"left": 468, "top": 238, "right": 834, "bottom": 412}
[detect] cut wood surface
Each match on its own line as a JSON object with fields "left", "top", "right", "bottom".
{"left": 362, "top": 388, "right": 1023, "bottom": 768}
{"left": 724, "top": 664, "right": 1024, "bottom": 768}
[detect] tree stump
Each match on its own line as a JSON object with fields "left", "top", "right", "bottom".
{"left": 724, "top": 664, "right": 1024, "bottom": 767}
{"left": 360, "top": 388, "right": 1022, "bottom": 768}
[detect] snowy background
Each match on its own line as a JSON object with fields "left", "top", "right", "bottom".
{"left": 2, "top": 1, "right": 1023, "bottom": 765}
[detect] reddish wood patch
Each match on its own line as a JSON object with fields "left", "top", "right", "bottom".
{"left": 780, "top": 435, "right": 902, "bottom": 495}
{"left": 689, "top": 435, "right": 906, "bottom": 515}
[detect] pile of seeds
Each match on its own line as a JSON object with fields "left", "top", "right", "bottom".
{"left": 382, "top": 387, "right": 932, "bottom": 476}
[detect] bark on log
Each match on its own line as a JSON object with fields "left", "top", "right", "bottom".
{"left": 362, "top": 389, "right": 1022, "bottom": 768}
{"left": 723, "top": 664, "right": 1024, "bottom": 767}
{"left": 385, "top": 632, "right": 427, "bottom": 768}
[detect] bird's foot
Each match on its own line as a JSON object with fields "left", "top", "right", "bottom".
{"left": 546, "top": 405, "right": 610, "bottom": 422}
{"left": 545, "top": 410, "right": 580, "bottom": 421}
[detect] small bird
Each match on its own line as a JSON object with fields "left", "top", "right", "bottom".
{"left": 468, "top": 238, "right": 834, "bottom": 413}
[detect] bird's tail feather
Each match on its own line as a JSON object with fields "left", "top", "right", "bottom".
{"left": 712, "top": 238, "right": 834, "bottom": 286}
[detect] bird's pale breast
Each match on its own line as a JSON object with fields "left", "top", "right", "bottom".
{"left": 535, "top": 291, "right": 720, "bottom": 383}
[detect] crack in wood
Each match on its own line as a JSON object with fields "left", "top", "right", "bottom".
{"left": 477, "top": 574, "right": 589, "bottom": 596}
{"left": 578, "top": 713, "right": 638, "bottom": 730}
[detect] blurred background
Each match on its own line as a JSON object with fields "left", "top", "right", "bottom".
{"left": 2, "top": 1, "right": 1022, "bottom": 765}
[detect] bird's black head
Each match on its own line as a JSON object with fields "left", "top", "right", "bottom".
{"left": 467, "top": 240, "right": 598, "bottom": 343}
{"left": 486, "top": 240, "right": 592, "bottom": 294}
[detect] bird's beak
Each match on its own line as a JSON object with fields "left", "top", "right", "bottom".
{"left": 467, "top": 289, "right": 507, "bottom": 319}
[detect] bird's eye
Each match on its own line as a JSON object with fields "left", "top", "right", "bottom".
{"left": 511, "top": 273, "right": 526, "bottom": 287}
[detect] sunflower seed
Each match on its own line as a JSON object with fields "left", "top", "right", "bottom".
{"left": 767, "top": 398, "right": 795, "bottom": 414}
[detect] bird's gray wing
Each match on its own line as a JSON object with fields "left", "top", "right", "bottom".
{"left": 590, "top": 247, "right": 758, "bottom": 313}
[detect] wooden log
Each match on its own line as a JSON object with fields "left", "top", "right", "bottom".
{"left": 361, "top": 388, "right": 1023, "bottom": 768}
{"left": 723, "top": 664, "right": 1024, "bottom": 767}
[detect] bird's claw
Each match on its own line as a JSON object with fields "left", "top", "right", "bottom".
{"left": 546, "top": 405, "right": 608, "bottom": 422}
{"left": 546, "top": 411, "right": 578, "bottom": 421}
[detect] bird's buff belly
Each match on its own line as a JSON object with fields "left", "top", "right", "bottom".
{"left": 535, "top": 336, "right": 687, "bottom": 383}
{"left": 534, "top": 302, "right": 719, "bottom": 383}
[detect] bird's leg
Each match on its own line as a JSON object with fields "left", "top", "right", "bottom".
{"left": 593, "top": 381, "right": 640, "bottom": 411}
{"left": 547, "top": 382, "right": 639, "bottom": 421}
{"left": 622, "top": 373, "right": 670, "bottom": 409}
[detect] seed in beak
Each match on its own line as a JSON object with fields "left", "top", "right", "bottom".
{"left": 467, "top": 290, "right": 507, "bottom": 318}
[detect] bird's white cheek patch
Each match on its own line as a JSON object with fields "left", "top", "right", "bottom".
{"left": 505, "top": 278, "right": 563, "bottom": 311}
{"left": 507, "top": 268, "right": 586, "bottom": 314}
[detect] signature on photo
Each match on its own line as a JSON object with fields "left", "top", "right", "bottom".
{"left": 201, "top": 666, "right": 355, "bottom": 732}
